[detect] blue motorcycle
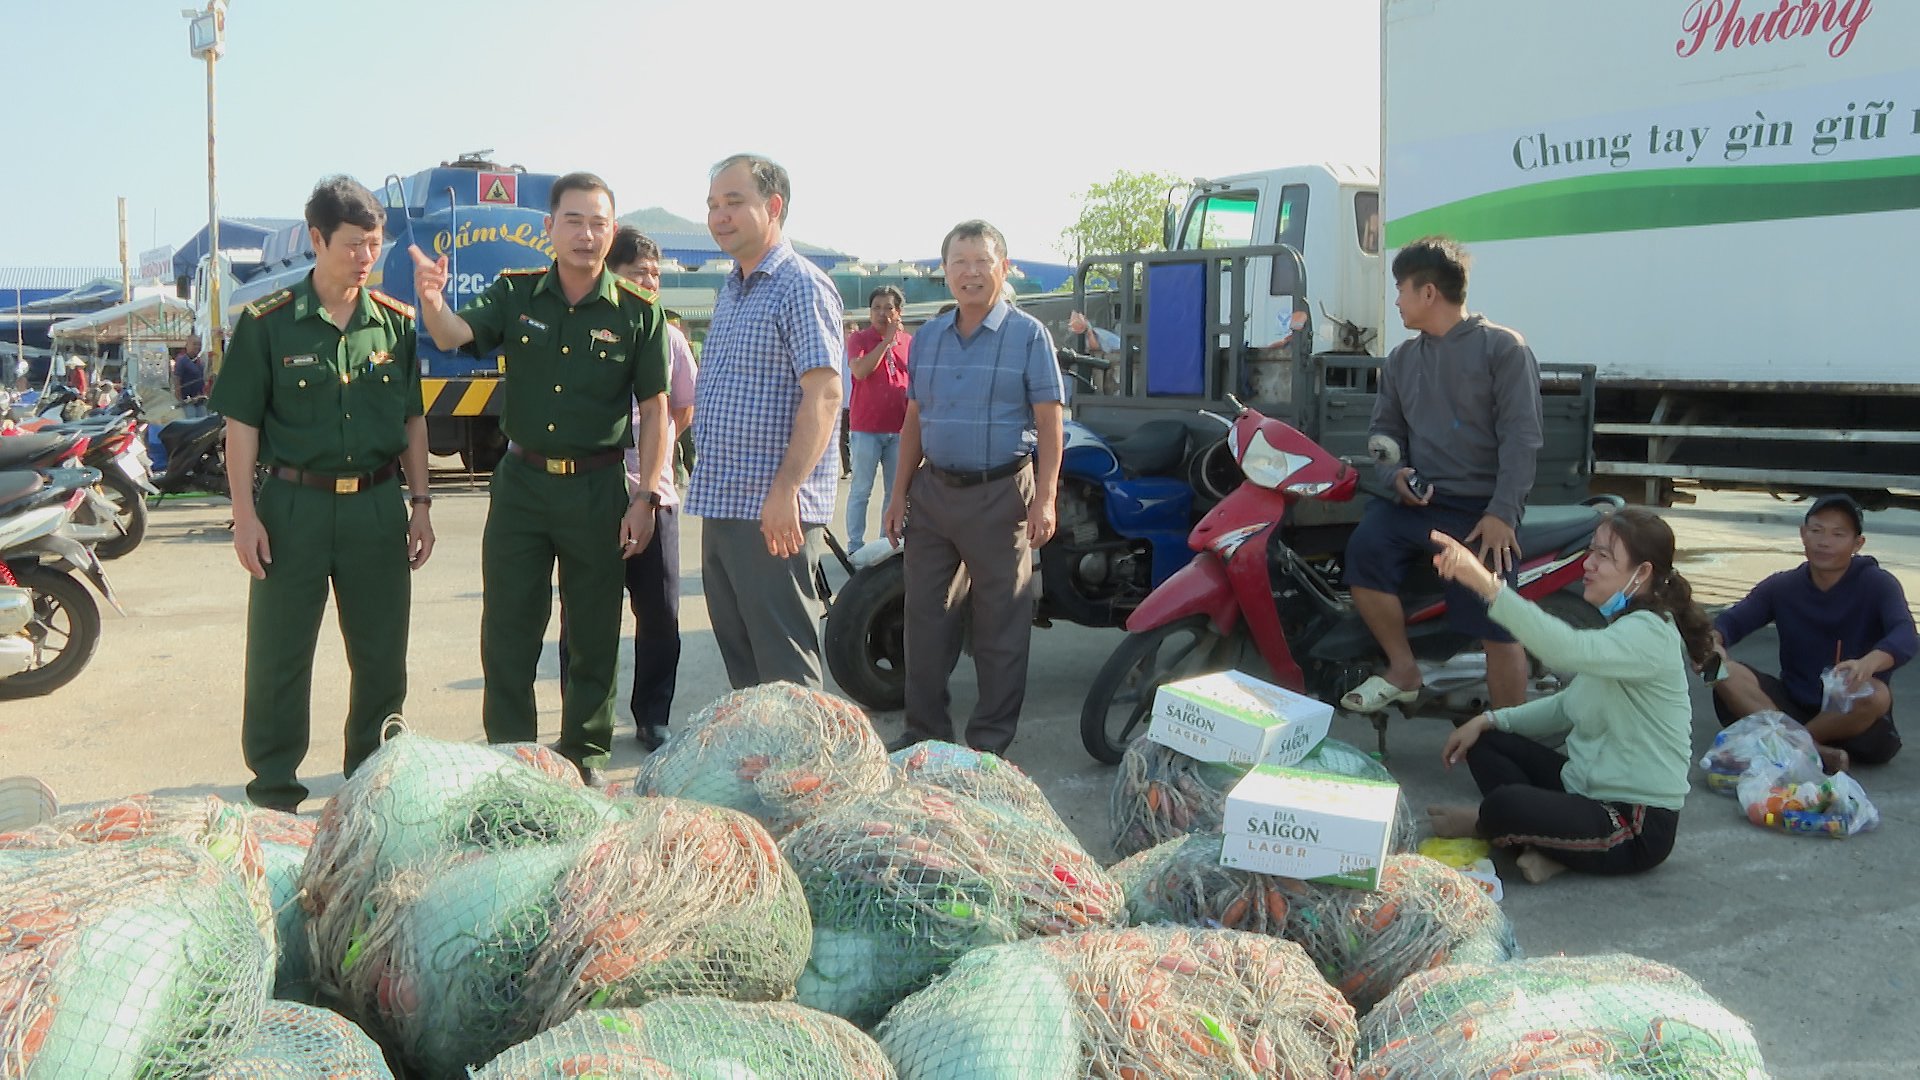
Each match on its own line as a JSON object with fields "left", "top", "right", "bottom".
{"left": 822, "top": 349, "right": 1224, "bottom": 711}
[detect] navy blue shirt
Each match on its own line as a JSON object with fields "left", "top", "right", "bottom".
{"left": 1715, "top": 555, "right": 1918, "bottom": 705}
{"left": 174, "top": 352, "right": 205, "bottom": 398}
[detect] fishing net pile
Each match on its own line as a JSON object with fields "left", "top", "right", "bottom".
{"left": 206, "top": 1001, "right": 392, "bottom": 1079}
{"left": 1114, "top": 841, "right": 1517, "bottom": 1012}
{"left": 780, "top": 782, "right": 1124, "bottom": 1026}
{"left": 1110, "top": 736, "right": 1419, "bottom": 859}
{"left": 1355, "top": 954, "right": 1769, "bottom": 1078}
{"left": 474, "top": 997, "right": 896, "bottom": 1079}
{"left": 232, "top": 806, "right": 319, "bottom": 999}
{"left": 635, "top": 682, "right": 894, "bottom": 835}
{"left": 877, "top": 926, "right": 1358, "bottom": 1079}
{"left": 299, "top": 732, "right": 626, "bottom": 1007}
{"left": 890, "top": 740, "right": 1071, "bottom": 835}
{"left": 6, "top": 794, "right": 278, "bottom": 938}
{"left": 331, "top": 797, "right": 811, "bottom": 1079}
{"left": 0, "top": 838, "right": 273, "bottom": 1078}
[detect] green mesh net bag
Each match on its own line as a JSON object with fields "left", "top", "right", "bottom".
{"left": 1110, "top": 737, "right": 1419, "bottom": 859}
{"left": 227, "top": 806, "right": 318, "bottom": 1000}
{"left": 889, "top": 740, "right": 1072, "bottom": 836}
{"left": 877, "top": 926, "right": 1357, "bottom": 1079}
{"left": 205, "top": 1001, "right": 392, "bottom": 1079}
{"left": 780, "top": 782, "right": 1122, "bottom": 1027}
{"left": 1355, "top": 954, "right": 1769, "bottom": 1079}
{"left": 0, "top": 837, "right": 274, "bottom": 1078}
{"left": 8, "top": 794, "right": 280, "bottom": 942}
{"left": 335, "top": 799, "right": 810, "bottom": 1079}
{"left": 475, "top": 998, "right": 897, "bottom": 1079}
{"left": 1113, "top": 842, "right": 1517, "bottom": 1012}
{"left": 300, "top": 731, "right": 626, "bottom": 1009}
{"left": 635, "top": 683, "right": 894, "bottom": 835}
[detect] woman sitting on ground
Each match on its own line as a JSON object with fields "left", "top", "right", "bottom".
{"left": 1425, "top": 508, "right": 1712, "bottom": 882}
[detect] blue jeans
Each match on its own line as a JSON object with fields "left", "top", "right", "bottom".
{"left": 846, "top": 431, "right": 900, "bottom": 551}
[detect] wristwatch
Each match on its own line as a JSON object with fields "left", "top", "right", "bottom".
{"left": 646, "top": 491, "right": 663, "bottom": 508}
{"left": 409, "top": 495, "right": 433, "bottom": 506}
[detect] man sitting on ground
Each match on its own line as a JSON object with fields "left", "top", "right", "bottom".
{"left": 1712, "top": 493, "right": 1913, "bottom": 771}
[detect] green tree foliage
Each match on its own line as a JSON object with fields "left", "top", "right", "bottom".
{"left": 1056, "top": 170, "right": 1186, "bottom": 263}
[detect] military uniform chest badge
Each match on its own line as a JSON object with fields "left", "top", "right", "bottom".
{"left": 369, "top": 351, "right": 395, "bottom": 366}
{"left": 589, "top": 328, "right": 621, "bottom": 344}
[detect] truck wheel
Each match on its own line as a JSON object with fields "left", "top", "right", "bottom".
{"left": 0, "top": 565, "right": 101, "bottom": 698}
{"left": 93, "top": 469, "right": 149, "bottom": 560}
{"left": 1081, "top": 615, "right": 1237, "bottom": 764}
{"left": 823, "top": 557, "right": 908, "bottom": 711}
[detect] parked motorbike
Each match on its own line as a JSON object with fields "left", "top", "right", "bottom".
{"left": 147, "top": 402, "right": 257, "bottom": 500}
{"left": 13, "top": 391, "right": 155, "bottom": 558}
{"left": 823, "top": 349, "right": 1214, "bottom": 711}
{"left": 1079, "top": 399, "right": 1619, "bottom": 763}
{"left": 0, "top": 466, "right": 123, "bottom": 697}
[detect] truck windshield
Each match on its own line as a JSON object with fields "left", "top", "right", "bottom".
{"left": 1178, "top": 191, "right": 1258, "bottom": 250}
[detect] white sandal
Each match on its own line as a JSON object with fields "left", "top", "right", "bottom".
{"left": 1340, "top": 675, "right": 1419, "bottom": 713}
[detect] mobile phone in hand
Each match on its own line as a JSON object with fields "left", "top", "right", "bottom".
{"left": 1406, "top": 470, "right": 1433, "bottom": 501}
{"left": 1701, "top": 653, "right": 1725, "bottom": 684}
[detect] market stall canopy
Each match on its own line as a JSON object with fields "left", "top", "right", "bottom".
{"left": 49, "top": 294, "right": 195, "bottom": 346}
{"left": 19, "top": 278, "right": 125, "bottom": 314}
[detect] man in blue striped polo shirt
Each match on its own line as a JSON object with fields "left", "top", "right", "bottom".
{"left": 883, "top": 219, "right": 1066, "bottom": 754}
{"left": 688, "top": 154, "right": 846, "bottom": 689}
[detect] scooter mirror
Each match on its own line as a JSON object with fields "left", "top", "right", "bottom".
{"left": 1366, "top": 434, "right": 1403, "bottom": 466}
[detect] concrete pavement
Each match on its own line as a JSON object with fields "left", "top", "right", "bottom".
{"left": 0, "top": 478, "right": 1912, "bottom": 1077}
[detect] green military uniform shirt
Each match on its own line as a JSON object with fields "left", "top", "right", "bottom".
{"left": 457, "top": 262, "right": 669, "bottom": 458}
{"left": 210, "top": 274, "right": 423, "bottom": 474}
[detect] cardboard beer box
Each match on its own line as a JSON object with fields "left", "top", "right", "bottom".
{"left": 1145, "top": 670, "right": 1333, "bottom": 767}
{"left": 1220, "top": 765, "right": 1400, "bottom": 890}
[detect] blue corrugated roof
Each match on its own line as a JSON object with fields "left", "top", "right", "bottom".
{"left": 0, "top": 267, "right": 123, "bottom": 292}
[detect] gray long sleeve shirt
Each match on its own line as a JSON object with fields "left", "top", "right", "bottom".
{"left": 1370, "top": 314, "right": 1543, "bottom": 526}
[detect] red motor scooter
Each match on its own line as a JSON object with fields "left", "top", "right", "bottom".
{"left": 1080, "top": 399, "right": 1619, "bottom": 763}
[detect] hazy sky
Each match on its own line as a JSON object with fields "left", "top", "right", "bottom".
{"left": 3, "top": 0, "right": 1379, "bottom": 268}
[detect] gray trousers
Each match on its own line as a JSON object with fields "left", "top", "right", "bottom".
{"left": 700, "top": 516, "right": 824, "bottom": 690}
{"left": 903, "top": 463, "right": 1035, "bottom": 752}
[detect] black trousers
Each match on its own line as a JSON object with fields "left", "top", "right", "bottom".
{"left": 556, "top": 504, "right": 682, "bottom": 730}
{"left": 1467, "top": 729, "right": 1679, "bottom": 875}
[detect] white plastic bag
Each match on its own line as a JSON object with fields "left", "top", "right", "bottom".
{"left": 1737, "top": 762, "right": 1879, "bottom": 838}
{"left": 1699, "top": 711, "right": 1821, "bottom": 795}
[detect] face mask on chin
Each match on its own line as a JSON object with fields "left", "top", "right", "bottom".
{"left": 1599, "top": 569, "right": 1647, "bottom": 619}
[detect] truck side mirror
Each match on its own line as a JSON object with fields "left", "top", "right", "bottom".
{"left": 1161, "top": 206, "right": 1175, "bottom": 251}
{"left": 1271, "top": 257, "right": 1300, "bottom": 296}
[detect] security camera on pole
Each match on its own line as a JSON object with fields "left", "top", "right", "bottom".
{"left": 183, "top": 1, "right": 227, "bottom": 374}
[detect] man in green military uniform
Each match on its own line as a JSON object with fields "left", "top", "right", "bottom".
{"left": 410, "top": 172, "right": 671, "bottom": 785}
{"left": 211, "top": 176, "right": 435, "bottom": 812}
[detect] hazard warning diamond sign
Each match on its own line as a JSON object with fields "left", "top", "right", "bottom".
{"left": 478, "top": 171, "right": 517, "bottom": 205}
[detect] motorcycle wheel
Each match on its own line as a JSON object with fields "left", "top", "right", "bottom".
{"left": 0, "top": 565, "right": 102, "bottom": 698}
{"left": 1081, "top": 615, "right": 1239, "bottom": 764}
{"left": 823, "top": 556, "right": 908, "bottom": 711}
{"left": 93, "top": 468, "right": 149, "bottom": 560}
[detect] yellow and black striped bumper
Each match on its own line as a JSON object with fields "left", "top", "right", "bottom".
{"left": 421, "top": 377, "right": 504, "bottom": 417}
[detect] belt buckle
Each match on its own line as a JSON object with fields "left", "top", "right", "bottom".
{"left": 334, "top": 476, "right": 358, "bottom": 495}
{"left": 546, "top": 457, "right": 573, "bottom": 476}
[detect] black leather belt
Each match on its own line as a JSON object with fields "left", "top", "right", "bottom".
{"left": 508, "top": 444, "right": 624, "bottom": 476}
{"left": 928, "top": 456, "right": 1032, "bottom": 488}
{"left": 270, "top": 460, "right": 398, "bottom": 495}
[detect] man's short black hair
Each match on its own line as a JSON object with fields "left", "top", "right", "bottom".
{"left": 868, "top": 284, "right": 905, "bottom": 308}
{"left": 304, "top": 176, "right": 383, "bottom": 244}
{"left": 1391, "top": 235, "right": 1470, "bottom": 305}
{"left": 1806, "top": 493, "right": 1865, "bottom": 534}
{"left": 710, "top": 153, "right": 791, "bottom": 224}
{"left": 609, "top": 226, "right": 661, "bottom": 269}
{"left": 941, "top": 219, "right": 1008, "bottom": 263}
{"left": 550, "top": 171, "right": 615, "bottom": 214}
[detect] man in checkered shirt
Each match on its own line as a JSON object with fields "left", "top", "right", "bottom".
{"left": 686, "top": 154, "right": 846, "bottom": 688}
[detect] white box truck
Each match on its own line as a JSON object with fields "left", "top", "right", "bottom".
{"left": 1069, "top": 0, "right": 1916, "bottom": 505}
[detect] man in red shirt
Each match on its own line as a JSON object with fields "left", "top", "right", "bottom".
{"left": 844, "top": 285, "right": 911, "bottom": 553}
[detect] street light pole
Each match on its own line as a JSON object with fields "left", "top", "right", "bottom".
{"left": 185, "top": 1, "right": 227, "bottom": 375}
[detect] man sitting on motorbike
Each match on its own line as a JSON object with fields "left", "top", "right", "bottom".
{"left": 1426, "top": 509, "right": 1710, "bottom": 882}
{"left": 1341, "top": 236, "right": 1544, "bottom": 713}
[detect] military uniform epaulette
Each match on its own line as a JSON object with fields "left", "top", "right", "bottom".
{"left": 616, "top": 278, "right": 657, "bottom": 304}
{"left": 499, "top": 266, "right": 549, "bottom": 277}
{"left": 246, "top": 290, "right": 293, "bottom": 319}
{"left": 368, "top": 289, "right": 415, "bottom": 320}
